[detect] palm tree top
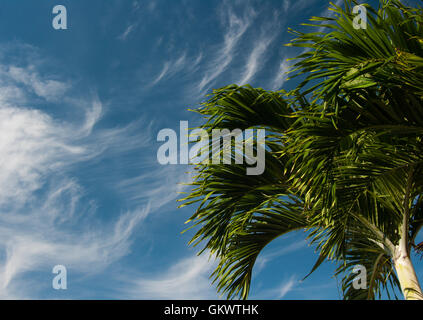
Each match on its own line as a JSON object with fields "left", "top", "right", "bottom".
{"left": 180, "top": 0, "right": 423, "bottom": 300}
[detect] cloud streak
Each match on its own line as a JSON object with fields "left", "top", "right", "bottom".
{"left": 118, "top": 23, "right": 138, "bottom": 41}
{"left": 151, "top": 52, "right": 203, "bottom": 87}
{"left": 0, "top": 44, "right": 157, "bottom": 298}
{"left": 197, "top": 3, "right": 256, "bottom": 94}
{"left": 120, "top": 254, "right": 218, "bottom": 299}
{"left": 237, "top": 34, "right": 274, "bottom": 85}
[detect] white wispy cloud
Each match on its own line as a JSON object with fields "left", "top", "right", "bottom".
{"left": 283, "top": 0, "right": 291, "bottom": 13}
{"left": 237, "top": 35, "right": 274, "bottom": 85}
{"left": 271, "top": 58, "right": 292, "bottom": 91}
{"left": 120, "top": 254, "right": 218, "bottom": 299}
{"left": 151, "top": 52, "right": 203, "bottom": 87}
{"left": 0, "top": 106, "right": 149, "bottom": 298}
{"left": 236, "top": 11, "right": 281, "bottom": 86}
{"left": 151, "top": 53, "right": 187, "bottom": 86}
{"left": 118, "top": 23, "right": 138, "bottom": 41}
{"left": 251, "top": 275, "right": 298, "bottom": 300}
{"left": 0, "top": 65, "right": 69, "bottom": 103}
{"left": 197, "top": 3, "right": 256, "bottom": 94}
{"left": 276, "top": 276, "right": 297, "bottom": 299}
{"left": 117, "top": 164, "right": 191, "bottom": 210}
{"left": 132, "top": 1, "right": 141, "bottom": 12}
{"left": 152, "top": 62, "right": 170, "bottom": 86}
{"left": 254, "top": 239, "right": 307, "bottom": 275}
{"left": 0, "top": 202, "right": 150, "bottom": 298}
{"left": 0, "top": 44, "right": 156, "bottom": 298}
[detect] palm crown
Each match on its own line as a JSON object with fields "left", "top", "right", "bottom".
{"left": 179, "top": 0, "right": 423, "bottom": 300}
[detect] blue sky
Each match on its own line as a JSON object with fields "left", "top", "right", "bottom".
{"left": 0, "top": 0, "right": 421, "bottom": 299}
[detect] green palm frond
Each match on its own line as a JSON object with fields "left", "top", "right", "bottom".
{"left": 335, "top": 239, "right": 400, "bottom": 300}
{"left": 211, "top": 202, "right": 307, "bottom": 299}
{"left": 288, "top": 0, "right": 423, "bottom": 105}
{"left": 179, "top": 85, "right": 307, "bottom": 299}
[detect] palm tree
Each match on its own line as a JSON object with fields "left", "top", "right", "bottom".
{"left": 179, "top": 0, "right": 423, "bottom": 300}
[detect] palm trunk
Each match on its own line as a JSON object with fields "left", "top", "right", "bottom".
{"left": 393, "top": 166, "right": 422, "bottom": 300}
{"left": 394, "top": 253, "right": 423, "bottom": 300}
